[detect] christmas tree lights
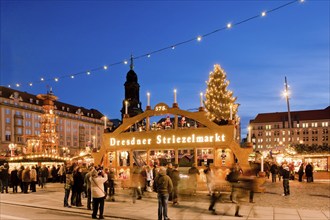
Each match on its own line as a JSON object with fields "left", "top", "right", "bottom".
{"left": 204, "top": 64, "right": 238, "bottom": 123}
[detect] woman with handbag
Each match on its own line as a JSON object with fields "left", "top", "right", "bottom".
{"left": 90, "top": 169, "right": 108, "bottom": 219}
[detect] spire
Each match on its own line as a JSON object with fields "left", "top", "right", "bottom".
{"left": 130, "top": 54, "right": 134, "bottom": 70}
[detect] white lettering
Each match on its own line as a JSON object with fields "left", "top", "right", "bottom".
{"left": 109, "top": 133, "right": 225, "bottom": 146}
{"left": 156, "top": 135, "right": 162, "bottom": 144}
{"left": 182, "top": 137, "right": 186, "bottom": 143}
{"left": 196, "top": 136, "right": 204, "bottom": 143}
{"left": 110, "top": 138, "right": 116, "bottom": 146}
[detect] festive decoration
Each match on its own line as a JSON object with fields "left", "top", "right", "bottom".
{"left": 3, "top": 0, "right": 304, "bottom": 89}
{"left": 221, "top": 149, "right": 227, "bottom": 166}
{"left": 36, "top": 88, "right": 59, "bottom": 155}
{"left": 204, "top": 64, "right": 238, "bottom": 123}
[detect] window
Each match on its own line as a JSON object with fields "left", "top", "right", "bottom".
{"left": 5, "top": 109, "right": 10, "bottom": 114}
{"left": 312, "top": 122, "right": 318, "bottom": 127}
{"left": 17, "top": 136, "right": 23, "bottom": 143}
{"left": 25, "top": 113, "right": 31, "bottom": 118}
{"left": 25, "top": 121, "right": 31, "bottom": 127}
{"left": 282, "top": 131, "right": 286, "bottom": 135}
{"left": 322, "top": 122, "right": 328, "bottom": 127}
{"left": 15, "top": 111, "right": 21, "bottom": 116}
{"left": 16, "top": 119, "right": 22, "bottom": 126}
{"left": 5, "top": 118, "right": 10, "bottom": 123}
{"left": 5, "top": 131, "right": 11, "bottom": 141}
{"left": 266, "top": 125, "right": 271, "bottom": 130}
{"left": 302, "top": 123, "right": 309, "bottom": 128}
{"left": 17, "top": 128, "right": 23, "bottom": 135}
{"left": 25, "top": 129, "right": 32, "bottom": 135}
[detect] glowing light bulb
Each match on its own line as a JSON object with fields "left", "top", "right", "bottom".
{"left": 147, "top": 54, "right": 151, "bottom": 58}
{"left": 103, "top": 65, "right": 108, "bottom": 70}
{"left": 41, "top": 78, "right": 44, "bottom": 81}
{"left": 55, "top": 78, "right": 59, "bottom": 82}
{"left": 197, "top": 36, "right": 202, "bottom": 42}
{"left": 261, "top": 11, "right": 266, "bottom": 17}
{"left": 124, "top": 60, "right": 128, "bottom": 65}
{"left": 29, "top": 83, "right": 33, "bottom": 86}
{"left": 172, "top": 46, "right": 175, "bottom": 50}
{"left": 87, "top": 71, "right": 91, "bottom": 75}
{"left": 8, "top": 85, "right": 11, "bottom": 88}
{"left": 227, "top": 23, "right": 232, "bottom": 28}
{"left": 71, "top": 75, "right": 74, "bottom": 79}
{"left": 16, "top": 84, "right": 20, "bottom": 87}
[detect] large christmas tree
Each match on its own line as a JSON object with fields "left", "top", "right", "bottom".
{"left": 205, "top": 64, "right": 238, "bottom": 123}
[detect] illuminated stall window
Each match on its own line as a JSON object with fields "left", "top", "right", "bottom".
{"left": 149, "top": 150, "right": 175, "bottom": 166}
{"left": 178, "top": 149, "right": 194, "bottom": 167}
{"left": 197, "top": 149, "right": 214, "bottom": 166}
{"left": 119, "top": 151, "right": 130, "bottom": 167}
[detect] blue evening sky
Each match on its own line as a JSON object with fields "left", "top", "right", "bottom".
{"left": 1, "top": 0, "right": 329, "bottom": 138}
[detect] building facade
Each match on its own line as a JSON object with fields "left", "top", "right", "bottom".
{"left": 0, "top": 86, "right": 109, "bottom": 157}
{"left": 249, "top": 106, "right": 330, "bottom": 150}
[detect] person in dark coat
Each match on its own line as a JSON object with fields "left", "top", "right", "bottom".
{"left": 305, "top": 163, "right": 313, "bottom": 182}
{"left": 18, "top": 165, "right": 25, "bottom": 192}
{"left": 0, "top": 164, "right": 9, "bottom": 193}
{"left": 171, "top": 164, "right": 180, "bottom": 206}
{"left": 270, "top": 163, "right": 278, "bottom": 183}
{"left": 10, "top": 167, "right": 20, "bottom": 193}
{"left": 166, "top": 163, "right": 173, "bottom": 201}
{"left": 154, "top": 167, "right": 173, "bottom": 220}
{"left": 298, "top": 163, "right": 304, "bottom": 182}
{"left": 73, "top": 167, "right": 85, "bottom": 206}
{"left": 282, "top": 165, "right": 290, "bottom": 196}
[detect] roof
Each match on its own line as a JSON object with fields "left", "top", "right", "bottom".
{"left": 250, "top": 106, "right": 330, "bottom": 123}
{"left": 0, "top": 86, "right": 104, "bottom": 119}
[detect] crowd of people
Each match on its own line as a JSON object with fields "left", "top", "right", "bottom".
{"left": 0, "top": 160, "right": 318, "bottom": 220}
{"left": 0, "top": 163, "right": 66, "bottom": 194}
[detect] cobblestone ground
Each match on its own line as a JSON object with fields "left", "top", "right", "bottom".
{"left": 177, "top": 178, "right": 330, "bottom": 212}
{"left": 254, "top": 179, "right": 330, "bottom": 211}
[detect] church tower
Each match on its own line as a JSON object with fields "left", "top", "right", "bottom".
{"left": 121, "top": 56, "right": 143, "bottom": 119}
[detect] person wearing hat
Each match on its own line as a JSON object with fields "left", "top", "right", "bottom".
{"left": 282, "top": 164, "right": 290, "bottom": 196}
{"left": 90, "top": 169, "right": 108, "bottom": 219}
{"left": 154, "top": 167, "right": 173, "bottom": 220}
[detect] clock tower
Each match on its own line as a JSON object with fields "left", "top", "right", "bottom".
{"left": 121, "top": 56, "right": 143, "bottom": 119}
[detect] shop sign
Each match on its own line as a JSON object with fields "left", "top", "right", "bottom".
{"left": 109, "top": 133, "right": 225, "bottom": 147}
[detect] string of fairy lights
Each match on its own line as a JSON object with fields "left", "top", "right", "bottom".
{"left": 4, "top": 0, "right": 305, "bottom": 89}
